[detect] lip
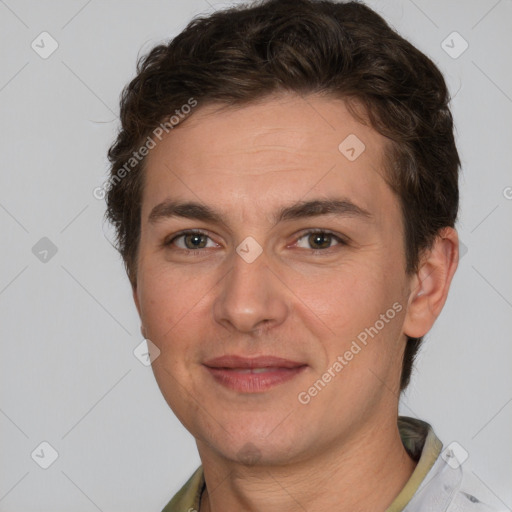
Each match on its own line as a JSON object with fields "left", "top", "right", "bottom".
{"left": 203, "top": 355, "right": 307, "bottom": 393}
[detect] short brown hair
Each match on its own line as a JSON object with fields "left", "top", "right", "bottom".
{"left": 105, "top": 0, "right": 460, "bottom": 392}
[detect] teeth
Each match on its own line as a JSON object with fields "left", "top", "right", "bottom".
{"left": 228, "top": 368, "right": 275, "bottom": 373}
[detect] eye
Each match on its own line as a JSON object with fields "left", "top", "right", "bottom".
{"left": 163, "top": 228, "right": 347, "bottom": 255}
{"left": 166, "top": 230, "right": 217, "bottom": 251}
{"left": 294, "top": 229, "right": 346, "bottom": 252}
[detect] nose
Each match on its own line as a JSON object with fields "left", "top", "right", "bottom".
{"left": 212, "top": 247, "right": 289, "bottom": 334}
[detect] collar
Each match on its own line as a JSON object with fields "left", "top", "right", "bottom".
{"left": 162, "top": 416, "right": 442, "bottom": 512}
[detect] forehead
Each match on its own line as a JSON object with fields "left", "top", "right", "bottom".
{"left": 141, "top": 93, "right": 396, "bottom": 224}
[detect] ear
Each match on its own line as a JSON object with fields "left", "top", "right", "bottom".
{"left": 402, "top": 227, "right": 459, "bottom": 338}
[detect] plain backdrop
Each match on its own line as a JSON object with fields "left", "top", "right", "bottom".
{"left": 1, "top": 0, "right": 511, "bottom": 510}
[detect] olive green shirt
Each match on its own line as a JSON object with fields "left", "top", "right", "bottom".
{"left": 161, "top": 416, "right": 442, "bottom": 512}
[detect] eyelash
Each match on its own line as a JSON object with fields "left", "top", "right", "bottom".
{"left": 164, "top": 228, "right": 348, "bottom": 256}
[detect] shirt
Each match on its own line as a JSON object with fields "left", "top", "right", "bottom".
{"left": 161, "top": 416, "right": 506, "bottom": 512}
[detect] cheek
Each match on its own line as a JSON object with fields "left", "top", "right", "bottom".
{"left": 296, "top": 264, "right": 383, "bottom": 329}
{"left": 137, "top": 264, "right": 223, "bottom": 384}
{"left": 299, "top": 259, "right": 406, "bottom": 362}
{"left": 138, "top": 264, "right": 207, "bottom": 338}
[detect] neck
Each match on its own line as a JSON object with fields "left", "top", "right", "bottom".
{"left": 198, "top": 416, "right": 417, "bottom": 512}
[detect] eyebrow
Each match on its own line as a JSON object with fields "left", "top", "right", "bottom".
{"left": 148, "top": 198, "right": 373, "bottom": 227}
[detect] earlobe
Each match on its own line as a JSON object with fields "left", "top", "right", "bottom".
{"left": 402, "top": 227, "right": 459, "bottom": 338}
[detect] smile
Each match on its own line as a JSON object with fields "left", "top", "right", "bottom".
{"left": 203, "top": 355, "right": 308, "bottom": 393}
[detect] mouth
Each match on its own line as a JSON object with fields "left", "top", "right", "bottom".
{"left": 203, "top": 355, "right": 308, "bottom": 393}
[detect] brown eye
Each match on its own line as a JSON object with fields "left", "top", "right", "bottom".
{"left": 166, "top": 230, "right": 216, "bottom": 251}
{"left": 182, "top": 233, "right": 208, "bottom": 249}
{"left": 295, "top": 230, "right": 346, "bottom": 251}
{"left": 308, "top": 232, "right": 332, "bottom": 250}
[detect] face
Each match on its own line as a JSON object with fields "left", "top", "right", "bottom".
{"left": 133, "top": 93, "right": 415, "bottom": 466}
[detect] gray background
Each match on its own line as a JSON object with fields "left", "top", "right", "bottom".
{"left": 1, "top": 0, "right": 511, "bottom": 510}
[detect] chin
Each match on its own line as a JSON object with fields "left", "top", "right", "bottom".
{"left": 199, "top": 419, "right": 310, "bottom": 467}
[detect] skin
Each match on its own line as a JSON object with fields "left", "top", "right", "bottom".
{"left": 132, "top": 92, "right": 459, "bottom": 512}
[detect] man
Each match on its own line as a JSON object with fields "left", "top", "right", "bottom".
{"left": 105, "top": 0, "right": 504, "bottom": 510}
